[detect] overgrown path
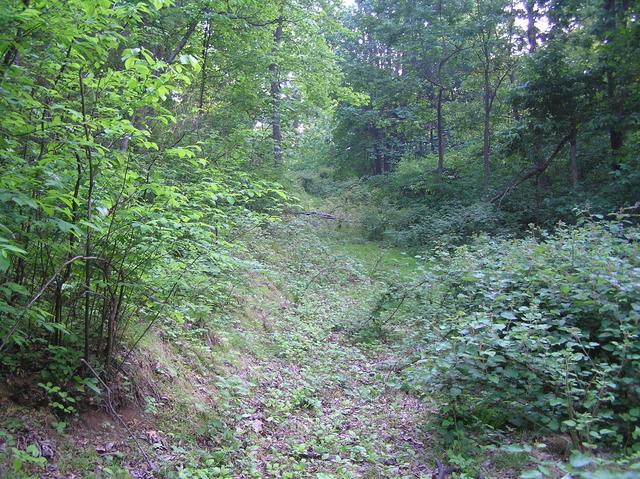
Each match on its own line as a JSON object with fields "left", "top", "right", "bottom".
{"left": 213, "top": 216, "right": 432, "bottom": 478}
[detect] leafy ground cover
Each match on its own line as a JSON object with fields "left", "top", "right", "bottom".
{"left": 0, "top": 212, "right": 436, "bottom": 478}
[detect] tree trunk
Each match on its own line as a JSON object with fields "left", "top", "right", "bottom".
{"left": 506, "top": 2, "right": 520, "bottom": 121}
{"left": 52, "top": 157, "right": 82, "bottom": 344}
{"left": 293, "top": 119, "right": 304, "bottom": 149}
{"left": 570, "top": 128, "right": 578, "bottom": 188}
{"left": 436, "top": 86, "right": 445, "bottom": 173}
{"left": 482, "top": 62, "right": 491, "bottom": 186}
{"left": 606, "top": 69, "right": 624, "bottom": 153}
{"left": 525, "top": 0, "right": 537, "bottom": 53}
{"left": 525, "top": 0, "right": 546, "bottom": 202}
{"left": 374, "top": 155, "right": 383, "bottom": 175}
{"left": 370, "top": 125, "right": 382, "bottom": 175}
{"left": 603, "top": 0, "right": 624, "bottom": 154}
{"left": 79, "top": 72, "right": 94, "bottom": 365}
{"left": 429, "top": 127, "right": 435, "bottom": 153}
{"left": 198, "top": 22, "right": 212, "bottom": 111}
{"left": 105, "top": 285, "right": 124, "bottom": 368}
{"left": 270, "top": 15, "right": 284, "bottom": 166}
{"left": 435, "top": 0, "right": 446, "bottom": 175}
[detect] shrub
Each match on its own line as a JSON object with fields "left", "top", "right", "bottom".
{"left": 381, "top": 201, "right": 516, "bottom": 247}
{"left": 402, "top": 216, "right": 640, "bottom": 452}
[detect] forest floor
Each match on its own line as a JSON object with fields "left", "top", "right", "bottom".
{"left": 1, "top": 210, "right": 527, "bottom": 478}
{"left": 152, "top": 212, "right": 437, "bottom": 478}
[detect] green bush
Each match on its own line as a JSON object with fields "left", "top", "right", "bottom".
{"left": 383, "top": 201, "right": 515, "bottom": 246}
{"left": 402, "top": 216, "right": 640, "bottom": 452}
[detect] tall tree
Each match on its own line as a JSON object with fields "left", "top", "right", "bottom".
{"left": 473, "top": 0, "right": 513, "bottom": 185}
{"left": 270, "top": 10, "right": 285, "bottom": 165}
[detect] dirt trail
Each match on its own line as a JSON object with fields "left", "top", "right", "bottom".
{"left": 219, "top": 222, "right": 434, "bottom": 478}
{"left": 232, "top": 327, "right": 432, "bottom": 478}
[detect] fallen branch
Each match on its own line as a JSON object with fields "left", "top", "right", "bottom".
{"left": 291, "top": 451, "right": 398, "bottom": 466}
{"left": 362, "top": 276, "right": 430, "bottom": 330}
{"left": 285, "top": 210, "right": 339, "bottom": 220}
{"left": 491, "top": 132, "right": 573, "bottom": 206}
{"left": 382, "top": 354, "right": 423, "bottom": 382}
{"left": 293, "top": 451, "right": 333, "bottom": 460}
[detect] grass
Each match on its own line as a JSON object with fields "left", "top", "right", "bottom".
{"left": 331, "top": 239, "right": 420, "bottom": 279}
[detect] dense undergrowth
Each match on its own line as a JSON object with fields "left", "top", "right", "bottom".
{"left": 293, "top": 147, "right": 640, "bottom": 249}
{"left": 2, "top": 173, "right": 639, "bottom": 478}
{"left": 1, "top": 204, "right": 431, "bottom": 478}
{"left": 393, "top": 216, "right": 640, "bottom": 476}
{"left": 405, "top": 215, "right": 639, "bottom": 445}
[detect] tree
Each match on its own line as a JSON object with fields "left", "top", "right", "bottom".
{"left": 270, "top": 11, "right": 285, "bottom": 165}
{"left": 472, "top": 0, "right": 513, "bottom": 185}
{"left": 393, "top": 0, "right": 472, "bottom": 174}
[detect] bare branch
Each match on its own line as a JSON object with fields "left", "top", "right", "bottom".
{"left": 0, "top": 256, "right": 99, "bottom": 352}
{"left": 492, "top": 132, "right": 573, "bottom": 205}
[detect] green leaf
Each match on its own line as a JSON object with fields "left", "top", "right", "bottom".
{"left": 0, "top": 254, "right": 10, "bottom": 273}
{"left": 124, "top": 56, "right": 137, "bottom": 70}
{"left": 0, "top": 244, "right": 26, "bottom": 255}
{"left": 25, "top": 444, "right": 40, "bottom": 457}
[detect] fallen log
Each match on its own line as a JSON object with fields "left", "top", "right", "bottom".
{"left": 285, "top": 210, "right": 339, "bottom": 220}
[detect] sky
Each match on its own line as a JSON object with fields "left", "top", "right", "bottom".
{"left": 340, "top": 0, "right": 550, "bottom": 37}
